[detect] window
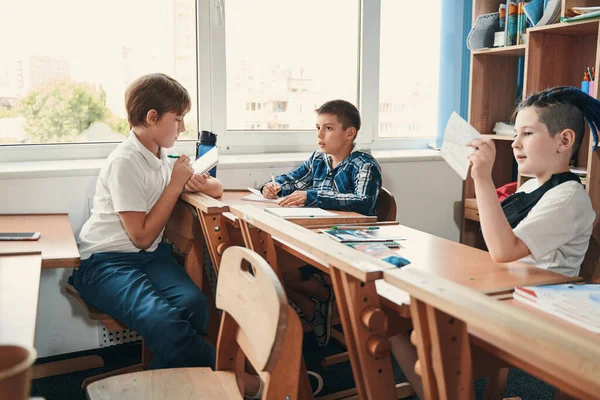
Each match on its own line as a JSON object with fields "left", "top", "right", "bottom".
{"left": 377, "top": 0, "right": 442, "bottom": 139}
{"left": 224, "top": 0, "right": 359, "bottom": 132}
{"left": 1, "top": 0, "right": 451, "bottom": 160}
{"left": 0, "top": 0, "right": 198, "bottom": 146}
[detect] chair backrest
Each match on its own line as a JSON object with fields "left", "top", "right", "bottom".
{"left": 376, "top": 187, "right": 397, "bottom": 222}
{"left": 386, "top": 268, "right": 600, "bottom": 400}
{"left": 215, "top": 246, "right": 302, "bottom": 399}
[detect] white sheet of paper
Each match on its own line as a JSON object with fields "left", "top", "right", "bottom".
{"left": 440, "top": 112, "right": 482, "bottom": 180}
{"left": 242, "top": 188, "right": 279, "bottom": 203}
{"left": 264, "top": 207, "right": 337, "bottom": 218}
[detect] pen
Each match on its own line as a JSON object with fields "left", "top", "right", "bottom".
{"left": 331, "top": 225, "right": 379, "bottom": 230}
{"left": 167, "top": 155, "right": 180, "bottom": 159}
{"left": 271, "top": 173, "right": 276, "bottom": 185}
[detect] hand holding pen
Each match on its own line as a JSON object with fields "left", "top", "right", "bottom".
{"left": 262, "top": 173, "right": 281, "bottom": 199}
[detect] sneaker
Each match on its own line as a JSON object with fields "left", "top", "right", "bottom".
{"left": 308, "top": 276, "right": 335, "bottom": 347}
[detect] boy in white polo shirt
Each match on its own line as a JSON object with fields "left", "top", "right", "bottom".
{"left": 70, "top": 74, "right": 263, "bottom": 395}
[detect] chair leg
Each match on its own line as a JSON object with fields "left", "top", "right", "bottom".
{"left": 484, "top": 367, "right": 509, "bottom": 400}
{"left": 81, "top": 363, "right": 145, "bottom": 389}
{"left": 33, "top": 355, "right": 104, "bottom": 379}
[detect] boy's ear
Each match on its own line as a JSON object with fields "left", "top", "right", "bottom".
{"left": 557, "top": 128, "right": 575, "bottom": 153}
{"left": 146, "top": 109, "right": 159, "bottom": 126}
{"left": 345, "top": 127, "right": 357, "bottom": 141}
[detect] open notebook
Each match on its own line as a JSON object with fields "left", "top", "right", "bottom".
{"left": 264, "top": 207, "right": 337, "bottom": 218}
{"left": 241, "top": 188, "right": 279, "bottom": 203}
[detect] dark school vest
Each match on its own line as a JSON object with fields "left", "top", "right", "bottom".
{"left": 501, "top": 171, "right": 581, "bottom": 229}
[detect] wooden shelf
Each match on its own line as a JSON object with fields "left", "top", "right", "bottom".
{"left": 528, "top": 20, "right": 600, "bottom": 36}
{"left": 481, "top": 134, "right": 514, "bottom": 141}
{"left": 472, "top": 44, "right": 526, "bottom": 57}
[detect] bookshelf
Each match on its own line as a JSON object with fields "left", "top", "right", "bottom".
{"left": 461, "top": 0, "right": 600, "bottom": 281}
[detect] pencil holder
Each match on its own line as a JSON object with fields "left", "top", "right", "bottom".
{"left": 589, "top": 81, "right": 595, "bottom": 97}
{"left": 0, "top": 345, "right": 37, "bottom": 400}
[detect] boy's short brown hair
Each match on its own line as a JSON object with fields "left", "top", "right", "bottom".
{"left": 125, "top": 73, "right": 191, "bottom": 128}
{"left": 316, "top": 100, "right": 361, "bottom": 132}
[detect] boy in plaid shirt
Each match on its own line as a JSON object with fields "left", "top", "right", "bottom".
{"left": 262, "top": 99, "right": 382, "bottom": 346}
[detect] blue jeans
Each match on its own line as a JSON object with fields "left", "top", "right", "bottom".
{"left": 69, "top": 243, "right": 216, "bottom": 369}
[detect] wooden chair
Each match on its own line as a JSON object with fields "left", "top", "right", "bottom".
{"left": 384, "top": 268, "right": 600, "bottom": 400}
{"left": 62, "top": 201, "right": 209, "bottom": 388}
{"left": 376, "top": 187, "right": 397, "bottom": 222}
{"left": 65, "top": 285, "right": 153, "bottom": 388}
{"left": 86, "top": 246, "right": 303, "bottom": 400}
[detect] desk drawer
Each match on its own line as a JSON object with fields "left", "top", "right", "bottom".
{"left": 464, "top": 207, "right": 480, "bottom": 222}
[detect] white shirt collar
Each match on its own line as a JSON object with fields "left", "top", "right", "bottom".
{"left": 127, "top": 130, "right": 167, "bottom": 170}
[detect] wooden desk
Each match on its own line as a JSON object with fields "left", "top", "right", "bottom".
{"left": 0, "top": 252, "right": 43, "bottom": 347}
{"left": 182, "top": 190, "right": 377, "bottom": 227}
{"left": 377, "top": 225, "right": 580, "bottom": 297}
{"left": 0, "top": 214, "right": 80, "bottom": 269}
{"left": 384, "top": 268, "right": 600, "bottom": 400}
{"left": 228, "top": 205, "right": 585, "bottom": 399}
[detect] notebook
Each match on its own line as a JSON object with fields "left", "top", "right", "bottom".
{"left": 241, "top": 188, "right": 279, "bottom": 203}
{"left": 264, "top": 207, "right": 337, "bottom": 218}
{"left": 347, "top": 243, "right": 410, "bottom": 268}
{"left": 320, "top": 229, "right": 395, "bottom": 243}
{"left": 513, "top": 284, "right": 600, "bottom": 334}
{"left": 192, "top": 147, "right": 219, "bottom": 175}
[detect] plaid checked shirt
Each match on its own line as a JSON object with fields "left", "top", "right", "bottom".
{"left": 273, "top": 147, "right": 382, "bottom": 216}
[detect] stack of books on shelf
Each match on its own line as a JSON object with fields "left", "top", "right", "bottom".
{"left": 513, "top": 284, "right": 600, "bottom": 333}
{"left": 493, "top": 121, "right": 515, "bottom": 136}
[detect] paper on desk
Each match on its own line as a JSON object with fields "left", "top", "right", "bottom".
{"left": 440, "top": 112, "right": 482, "bottom": 181}
{"left": 242, "top": 188, "right": 279, "bottom": 203}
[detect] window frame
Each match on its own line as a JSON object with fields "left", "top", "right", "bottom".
{"left": 0, "top": 0, "right": 449, "bottom": 163}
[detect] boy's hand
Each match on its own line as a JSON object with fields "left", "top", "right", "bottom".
{"left": 262, "top": 182, "right": 281, "bottom": 199}
{"left": 184, "top": 172, "right": 210, "bottom": 192}
{"left": 467, "top": 138, "right": 496, "bottom": 181}
{"left": 277, "top": 191, "right": 307, "bottom": 207}
{"left": 170, "top": 155, "right": 194, "bottom": 191}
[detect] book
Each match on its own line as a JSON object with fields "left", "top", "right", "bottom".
{"left": 561, "top": 10, "right": 600, "bottom": 22}
{"left": 440, "top": 112, "right": 482, "bottom": 181}
{"left": 191, "top": 147, "right": 219, "bottom": 175}
{"left": 320, "top": 229, "right": 395, "bottom": 243}
{"left": 264, "top": 207, "right": 337, "bottom": 219}
{"left": 241, "top": 188, "right": 279, "bottom": 203}
{"left": 346, "top": 243, "right": 410, "bottom": 268}
{"left": 513, "top": 284, "right": 600, "bottom": 334}
{"left": 493, "top": 121, "right": 515, "bottom": 136}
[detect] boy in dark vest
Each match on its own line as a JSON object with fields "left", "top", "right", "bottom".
{"left": 393, "top": 86, "right": 597, "bottom": 399}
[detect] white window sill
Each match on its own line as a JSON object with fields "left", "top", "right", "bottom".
{"left": 0, "top": 149, "right": 441, "bottom": 179}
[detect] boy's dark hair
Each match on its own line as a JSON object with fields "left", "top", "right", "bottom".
{"left": 125, "top": 73, "right": 191, "bottom": 128}
{"left": 514, "top": 86, "right": 600, "bottom": 155}
{"left": 316, "top": 100, "right": 361, "bottom": 131}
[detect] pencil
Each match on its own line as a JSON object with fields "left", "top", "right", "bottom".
{"left": 271, "top": 173, "right": 276, "bottom": 185}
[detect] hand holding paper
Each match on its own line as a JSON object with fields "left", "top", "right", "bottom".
{"left": 440, "top": 112, "right": 482, "bottom": 180}
{"left": 467, "top": 137, "right": 497, "bottom": 181}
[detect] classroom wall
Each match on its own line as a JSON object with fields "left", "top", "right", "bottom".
{"left": 0, "top": 158, "right": 462, "bottom": 357}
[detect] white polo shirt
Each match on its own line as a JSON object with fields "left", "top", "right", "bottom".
{"left": 78, "top": 131, "right": 173, "bottom": 260}
{"left": 514, "top": 179, "right": 595, "bottom": 277}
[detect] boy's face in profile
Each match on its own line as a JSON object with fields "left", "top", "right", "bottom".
{"left": 512, "top": 106, "right": 564, "bottom": 178}
{"left": 315, "top": 113, "right": 355, "bottom": 158}
{"left": 150, "top": 111, "right": 187, "bottom": 149}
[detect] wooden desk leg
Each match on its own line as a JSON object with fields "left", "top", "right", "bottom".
{"left": 195, "top": 211, "right": 235, "bottom": 344}
{"left": 330, "top": 268, "right": 396, "bottom": 400}
{"left": 197, "top": 211, "right": 234, "bottom": 274}
{"left": 411, "top": 298, "right": 475, "bottom": 400}
{"left": 238, "top": 221, "right": 282, "bottom": 279}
